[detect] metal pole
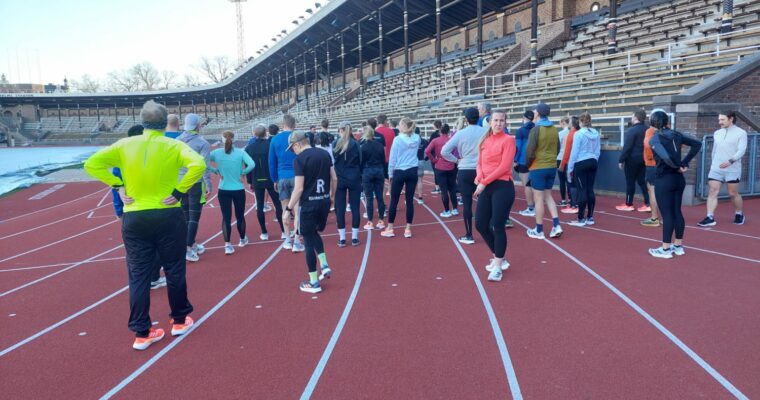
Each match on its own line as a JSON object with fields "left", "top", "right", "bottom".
{"left": 326, "top": 41, "right": 332, "bottom": 93}
{"left": 358, "top": 20, "right": 364, "bottom": 86}
{"left": 607, "top": 0, "right": 618, "bottom": 54}
{"left": 477, "top": 0, "right": 483, "bottom": 70}
{"left": 304, "top": 53, "right": 309, "bottom": 110}
{"left": 378, "top": 9, "right": 384, "bottom": 81}
{"left": 435, "top": 0, "right": 441, "bottom": 65}
{"left": 530, "top": 0, "right": 538, "bottom": 69}
{"left": 403, "top": 0, "right": 410, "bottom": 81}
{"left": 721, "top": 0, "right": 734, "bottom": 33}
{"left": 341, "top": 33, "right": 346, "bottom": 93}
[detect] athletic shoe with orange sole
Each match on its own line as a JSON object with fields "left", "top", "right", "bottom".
{"left": 637, "top": 205, "right": 652, "bottom": 212}
{"left": 404, "top": 228, "right": 412, "bottom": 238}
{"left": 375, "top": 220, "right": 386, "bottom": 230}
{"left": 133, "top": 328, "right": 165, "bottom": 350}
{"left": 171, "top": 316, "right": 194, "bottom": 336}
{"left": 560, "top": 206, "right": 578, "bottom": 214}
{"left": 364, "top": 221, "right": 374, "bottom": 230}
{"left": 615, "top": 203, "right": 635, "bottom": 211}
{"left": 381, "top": 228, "right": 395, "bottom": 237}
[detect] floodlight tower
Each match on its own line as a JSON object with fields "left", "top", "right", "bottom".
{"left": 229, "top": 0, "right": 247, "bottom": 66}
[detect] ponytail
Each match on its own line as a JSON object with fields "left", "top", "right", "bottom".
{"left": 222, "top": 130, "right": 234, "bottom": 154}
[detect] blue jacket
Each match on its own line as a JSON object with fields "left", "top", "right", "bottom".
{"left": 268, "top": 130, "right": 296, "bottom": 182}
{"left": 111, "top": 167, "right": 124, "bottom": 217}
{"left": 514, "top": 121, "right": 534, "bottom": 166}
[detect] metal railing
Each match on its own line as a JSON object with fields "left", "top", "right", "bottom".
{"left": 696, "top": 133, "right": 759, "bottom": 199}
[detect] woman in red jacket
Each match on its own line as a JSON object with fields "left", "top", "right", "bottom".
{"left": 474, "top": 111, "right": 517, "bottom": 282}
{"left": 425, "top": 124, "right": 458, "bottom": 217}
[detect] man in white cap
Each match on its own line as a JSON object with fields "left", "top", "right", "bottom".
{"left": 177, "top": 113, "right": 213, "bottom": 261}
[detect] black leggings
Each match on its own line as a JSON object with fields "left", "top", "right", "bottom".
{"left": 304, "top": 230, "right": 325, "bottom": 273}
{"left": 335, "top": 180, "right": 362, "bottom": 229}
{"left": 218, "top": 189, "right": 246, "bottom": 242}
{"left": 388, "top": 167, "right": 418, "bottom": 224}
{"left": 180, "top": 182, "right": 204, "bottom": 247}
{"left": 654, "top": 172, "right": 686, "bottom": 244}
{"left": 475, "top": 180, "right": 515, "bottom": 259}
{"left": 624, "top": 159, "right": 650, "bottom": 206}
{"left": 573, "top": 159, "right": 598, "bottom": 220}
{"left": 437, "top": 168, "right": 458, "bottom": 211}
{"left": 556, "top": 160, "right": 568, "bottom": 201}
{"left": 458, "top": 169, "right": 476, "bottom": 236}
{"left": 362, "top": 167, "right": 386, "bottom": 221}
{"left": 254, "top": 183, "right": 284, "bottom": 235}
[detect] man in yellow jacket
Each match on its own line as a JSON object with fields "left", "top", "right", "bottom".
{"left": 84, "top": 100, "right": 206, "bottom": 350}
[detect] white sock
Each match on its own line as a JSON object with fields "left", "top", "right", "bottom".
{"left": 338, "top": 229, "right": 346, "bottom": 241}
{"left": 352, "top": 228, "right": 359, "bottom": 240}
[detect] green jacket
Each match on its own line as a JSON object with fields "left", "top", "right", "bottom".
{"left": 84, "top": 129, "right": 206, "bottom": 212}
{"left": 526, "top": 125, "right": 560, "bottom": 170}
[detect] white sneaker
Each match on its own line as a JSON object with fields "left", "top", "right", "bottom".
{"left": 649, "top": 247, "right": 673, "bottom": 259}
{"left": 416, "top": 197, "right": 424, "bottom": 205}
{"left": 260, "top": 233, "right": 269, "bottom": 241}
{"left": 346, "top": 204, "right": 352, "bottom": 212}
{"left": 239, "top": 236, "right": 249, "bottom": 247}
{"left": 292, "top": 241, "right": 305, "bottom": 253}
{"left": 549, "top": 225, "right": 563, "bottom": 238}
{"left": 672, "top": 245, "right": 685, "bottom": 256}
{"left": 486, "top": 259, "right": 510, "bottom": 272}
{"left": 451, "top": 209, "right": 459, "bottom": 216}
{"left": 363, "top": 212, "right": 368, "bottom": 219}
{"left": 150, "top": 277, "right": 167, "bottom": 290}
{"left": 280, "top": 233, "right": 288, "bottom": 240}
{"left": 518, "top": 208, "right": 536, "bottom": 217}
{"left": 186, "top": 249, "right": 199, "bottom": 262}
{"left": 263, "top": 203, "right": 272, "bottom": 212}
{"left": 487, "top": 268, "right": 502, "bottom": 282}
{"left": 282, "top": 239, "right": 293, "bottom": 250}
{"left": 568, "top": 219, "right": 586, "bottom": 227}
{"left": 224, "top": 243, "right": 235, "bottom": 255}
{"left": 440, "top": 210, "right": 452, "bottom": 218}
{"left": 585, "top": 217, "right": 595, "bottom": 225}
{"left": 192, "top": 243, "right": 206, "bottom": 255}
{"left": 526, "top": 228, "right": 545, "bottom": 239}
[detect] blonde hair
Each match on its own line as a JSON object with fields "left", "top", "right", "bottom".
{"left": 579, "top": 112, "right": 592, "bottom": 127}
{"left": 454, "top": 116, "right": 466, "bottom": 132}
{"left": 362, "top": 126, "right": 375, "bottom": 142}
{"left": 335, "top": 121, "right": 352, "bottom": 155}
{"left": 398, "top": 117, "right": 416, "bottom": 136}
{"left": 478, "top": 110, "right": 507, "bottom": 150}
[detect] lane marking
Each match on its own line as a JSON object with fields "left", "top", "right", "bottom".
{"left": 0, "top": 203, "right": 113, "bottom": 241}
{"left": 423, "top": 204, "right": 523, "bottom": 400}
{"left": 594, "top": 210, "right": 760, "bottom": 241}
{"left": 300, "top": 230, "right": 373, "bottom": 399}
{"left": 0, "top": 256, "right": 123, "bottom": 273}
{"left": 29, "top": 184, "right": 66, "bottom": 200}
{"left": 509, "top": 216, "right": 748, "bottom": 400}
{"left": 0, "top": 187, "right": 107, "bottom": 223}
{"left": 100, "top": 246, "right": 284, "bottom": 399}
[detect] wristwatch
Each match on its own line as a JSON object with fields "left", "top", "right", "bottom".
{"left": 286, "top": 206, "right": 293, "bottom": 213}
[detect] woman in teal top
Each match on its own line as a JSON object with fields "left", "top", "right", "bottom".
{"left": 210, "top": 130, "right": 255, "bottom": 255}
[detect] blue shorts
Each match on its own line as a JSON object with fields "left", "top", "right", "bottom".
{"left": 528, "top": 168, "right": 556, "bottom": 191}
{"left": 277, "top": 178, "right": 295, "bottom": 200}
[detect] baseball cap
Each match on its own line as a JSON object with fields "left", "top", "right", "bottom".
{"left": 184, "top": 113, "right": 201, "bottom": 131}
{"left": 535, "top": 102, "right": 551, "bottom": 117}
{"left": 286, "top": 131, "right": 309, "bottom": 151}
{"left": 463, "top": 107, "right": 479, "bottom": 121}
{"left": 523, "top": 110, "right": 535, "bottom": 120}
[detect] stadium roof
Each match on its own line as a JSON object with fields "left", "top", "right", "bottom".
{"left": 0, "top": 0, "right": 518, "bottom": 108}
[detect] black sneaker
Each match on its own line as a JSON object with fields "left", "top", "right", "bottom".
{"left": 351, "top": 238, "right": 360, "bottom": 247}
{"left": 734, "top": 214, "right": 745, "bottom": 225}
{"left": 458, "top": 235, "right": 475, "bottom": 245}
{"left": 337, "top": 239, "right": 347, "bottom": 248}
{"left": 698, "top": 216, "right": 716, "bottom": 227}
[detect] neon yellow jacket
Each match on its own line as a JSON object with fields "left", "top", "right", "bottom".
{"left": 84, "top": 129, "right": 206, "bottom": 213}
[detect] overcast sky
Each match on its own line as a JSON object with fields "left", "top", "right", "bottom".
{"left": 0, "top": 0, "right": 323, "bottom": 85}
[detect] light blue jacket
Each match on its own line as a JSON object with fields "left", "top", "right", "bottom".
{"left": 388, "top": 133, "right": 421, "bottom": 177}
{"left": 567, "top": 127, "right": 601, "bottom": 175}
{"left": 210, "top": 148, "right": 255, "bottom": 191}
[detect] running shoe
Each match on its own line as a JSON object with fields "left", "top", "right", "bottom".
{"left": 505, "top": 219, "right": 514, "bottom": 229}
{"left": 567, "top": 219, "right": 586, "bottom": 227}
{"left": 559, "top": 200, "right": 569, "bottom": 206}
{"left": 346, "top": 204, "right": 352, "bottom": 212}
{"left": 352, "top": 238, "right": 360, "bottom": 247}
{"left": 150, "top": 277, "right": 167, "bottom": 290}
{"left": 734, "top": 214, "right": 745, "bottom": 225}
{"left": 330, "top": 206, "right": 335, "bottom": 212}
{"left": 637, "top": 205, "right": 651, "bottom": 212}
{"left": 648, "top": 247, "right": 673, "bottom": 259}
{"left": 560, "top": 206, "right": 579, "bottom": 214}
{"left": 299, "top": 280, "right": 322, "bottom": 293}
{"left": 132, "top": 328, "right": 165, "bottom": 350}
{"left": 337, "top": 239, "right": 347, "bottom": 248}
{"left": 239, "top": 236, "right": 249, "bottom": 247}
{"left": 404, "top": 227, "right": 412, "bottom": 238}
{"left": 440, "top": 210, "right": 452, "bottom": 218}
{"left": 486, "top": 259, "right": 510, "bottom": 272}
{"left": 319, "top": 266, "right": 332, "bottom": 281}
{"left": 260, "top": 233, "right": 270, "bottom": 240}
{"left": 386, "top": 191, "right": 391, "bottom": 197}
{"left": 171, "top": 316, "right": 194, "bottom": 336}
{"left": 185, "top": 249, "right": 199, "bottom": 262}
{"left": 640, "top": 217, "right": 660, "bottom": 227}
{"left": 416, "top": 197, "right": 424, "bottom": 205}
{"left": 364, "top": 221, "right": 374, "bottom": 230}
{"left": 282, "top": 239, "right": 293, "bottom": 250}
{"left": 192, "top": 243, "right": 206, "bottom": 255}
{"left": 526, "top": 228, "right": 545, "bottom": 239}
{"left": 615, "top": 203, "right": 635, "bottom": 211}
{"left": 280, "top": 233, "right": 288, "bottom": 240}
{"left": 451, "top": 209, "right": 459, "bottom": 216}
{"left": 549, "top": 225, "right": 563, "bottom": 238}
{"left": 292, "top": 241, "right": 305, "bottom": 253}
{"left": 518, "top": 208, "right": 535, "bottom": 216}
{"left": 363, "top": 212, "right": 368, "bottom": 219}
{"left": 263, "top": 203, "right": 273, "bottom": 212}
{"left": 431, "top": 188, "right": 441, "bottom": 195}
{"left": 458, "top": 235, "right": 475, "bottom": 245}
{"left": 458, "top": 197, "right": 464, "bottom": 206}
{"left": 380, "top": 228, "right": 395, "bottom": 237}
{"left": 672, "top": 245, "right": 685, "bottom": 256}
{"left": 289, "top": 231, "right": 296, "bottom": 238}
{"left": 224, "top": 244, "right": 235, "bottom": 255}
{"left": 698, "top": 216, "right": 716, "bottom": 227}
{"left": 375, "top": 221, "right": 386, "bottom": 230}
{"left": 487, "top": 268, "right": 503, "bottom": 282}
{"left": 585, "top": 217, "right": 595, "bottom": 225}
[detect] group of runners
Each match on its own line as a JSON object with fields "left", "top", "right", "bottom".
{"left": 83, "top": 99, "right": 748, "bottom": 350}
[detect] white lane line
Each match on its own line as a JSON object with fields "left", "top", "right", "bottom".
{"left": 593, "top": 210, "right": 760, "bottom": 241}
{"left": 0, "top": 203, "right": 113, "bottom": 241}
{"left": 422, "top": 204, "right": 523, "bottom": 400}
{"left": 0, "top": 187, "right": 107, "bottom": 223}
{"left": 300, "top": 231, "right": 373, "bottom": 399}
{"left": 0, "top": 219, "right": 119, "bottom": 265}
{"left": 29, "top": 184, "right": 66, "bottom": 200}
{"left": 509, "top": 216, "right": 748, "bottom": 400}
{"left": 100, "top": 245, "right": 284, "bottom": 399}
{"left": 0, "top": 256, "right": 124, "bottom": 273}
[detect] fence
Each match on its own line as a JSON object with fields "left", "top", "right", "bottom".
{"left": 696, "top": 133, "right": 759, "bottom": 199}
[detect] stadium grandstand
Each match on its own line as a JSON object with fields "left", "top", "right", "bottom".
{"left": 1, "top": 0, "right": 759, "bottom": 202}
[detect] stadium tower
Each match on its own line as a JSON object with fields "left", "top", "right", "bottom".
{"left": 230, "top": 0, "right": 247, "bottom": 66}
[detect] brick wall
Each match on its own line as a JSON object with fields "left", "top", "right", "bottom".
{"left": 575, "top": 0, "right": 609, "bottom": 15}
{"left": 706, "top": 70, "right": 760, "bottom": 119}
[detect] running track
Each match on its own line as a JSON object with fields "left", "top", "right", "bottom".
{"left": 0, "top": 177, "right": 758, "bottom": 399}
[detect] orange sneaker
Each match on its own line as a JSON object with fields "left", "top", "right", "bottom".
{"left": 380, "top": 228, "right": 395, "bottom": 237}
{"left": 375, "top": 220, "right": 386, "bottom": 230}
{"left": 133, "top": 328, "right": 165, "bottom": 350}
{"left": 637, "top": 205, "right": 652, "bottom": 212}
{"left": 615, "top": 203, "right": 635, "bottom": 211}
{"left": 364, "top": 221, "right": 374, "bottom": 230}
{"left": 560, "top": 206, "right": 578, "bottom": 214}
{"left": 171, "top": 316, "right": 194, "bottom": 336}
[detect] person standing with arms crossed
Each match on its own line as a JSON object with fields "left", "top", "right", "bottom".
{"left": 84, "top": 101, "right": 204, "bottom": 350}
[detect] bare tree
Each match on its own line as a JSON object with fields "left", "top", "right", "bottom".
{"left": 161, "top": 70, "right": 178, "bottom": 90}
{"left": 183, "top": 74, "right": 202, "bottom": 87}
{"left": 130, "top": 62, "right": 161, "bottom": 91}
{"left": 107, "top": 69, "right": 139, "bottom": 92}
{"left": 195, "top": 56, "right": 232, "bottom": 83}
{"left": 72, "top": 74, "right": 101, "bottom": 93}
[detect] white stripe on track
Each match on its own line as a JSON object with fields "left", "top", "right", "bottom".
{"left": 0, "top": 219, "right": 119, "bottom": 265}
{"left": 422, "top": 204, "right": 524, "bottom": 400}
{"left": 100, "top": 245, "right": 284, "bottom": 399}
{"left": 592, "top": 210, "right": 760, "bottom": 241}
{"left": 0, "top": 203, "right": 114, "bottom": 241}
{"left": 0, "top": 187, "right": 107, "bottom": 223}
{"left": 509, "top": 216, "right": 748, "bottom": 400}
{"left": 0, "top": 256, "right": 124, "bottom": 273}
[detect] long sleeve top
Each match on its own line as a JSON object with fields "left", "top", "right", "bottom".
{"left": 514, "top": 121, "right": 534, "bottom": 166}
{"left": 425, "top": 135, "right": 456, "bottom": 171}
{"left": 619, "top": 122, "right": 647, "bottom": 164}
{"left": 360, "top": 140, "right": 385, "bottom": 170}
{"left": 710, "top": 125, "right": 747, "bottom": 173}
{"left": 441, "top": 124, "right": 486, "bottom": 170}
{"left": 176, "top": 131, "right": 213, "bottom": 191}
{"left": 388, "top": 133, "right": 422, "bottom": 178}
{"left": 643, "top": 127, "right": 657, "bottom": 167}
{"left": 84, "top": 129, "right": 205, "bottom": 213}
{"left": 567, "top": 127, "right": 601, "bottom": 175}
{"left": 268, "top": 130, "right": 296, "bottom": 182}
{"left": 476, "top": 132, "right": 516, "bottom": 185}
{"left": 559, "top": 128, "right": 577, "bottom": 171}
{"left": 333, "top": 138, "right": 362, "bottom": 184}
{"left": 649, "top": 128, "right": 702, "bottom": 178}
{"left": 245, "top": 138, "right": 273, "bottom": 187}
{"left": 210, "top": 148, "right": 255, "bottom": 191}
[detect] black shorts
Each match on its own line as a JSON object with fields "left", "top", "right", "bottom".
{"left": 298, "top": 200, "right": 331, "bottom": 234}
{"left": 514, "top": 164, "right": 529, "bottom": 174}
{"left": 645, "top": 166, "right": 657, "bottom": 185}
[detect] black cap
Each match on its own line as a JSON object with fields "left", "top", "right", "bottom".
{"left": 523, "top": 110, "right": 534, "bottom": 121}
{"left": 464, "top": 107, "right": 479, "bottom": 122}
{"left": 536, "top": 102, "right": 550, "bottom": 117}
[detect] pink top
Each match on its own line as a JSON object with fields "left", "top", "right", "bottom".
{"left": 476, "top": 132, "right": 516, "bottom": 185}
{"left": 425, "top": 135, "right": 457, "bottom": 171}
